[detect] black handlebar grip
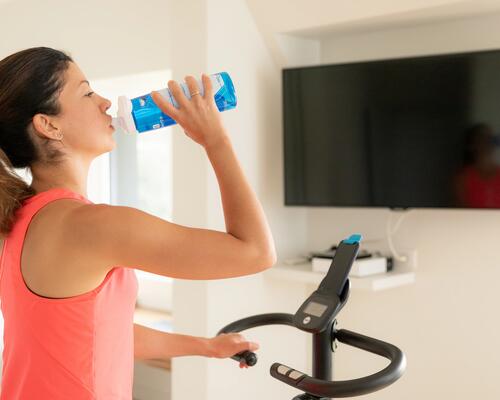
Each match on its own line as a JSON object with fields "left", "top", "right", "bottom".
{"left": 231, "top": 350, "right": 258, "bottom": 366}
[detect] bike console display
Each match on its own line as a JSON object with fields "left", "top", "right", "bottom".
{"left": 293, "top": 235, "right": 360, "bottom": 333}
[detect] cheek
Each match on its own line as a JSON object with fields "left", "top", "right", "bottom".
{"left": 65, "top": 107, "right": 100, "bottom": 132}
{"left": 63, "top": 119, "right": 97, "bottom": 147}
{"left": 61, "top": 101, "right": 108, "bottom": 145}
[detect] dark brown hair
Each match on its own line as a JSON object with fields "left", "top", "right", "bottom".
{"left": 0, "top": 47, "right": 73, "bottom": 237}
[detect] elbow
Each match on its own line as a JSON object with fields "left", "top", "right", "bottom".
{"left": 252, "top": 246, "right": 277, "bottom": 273}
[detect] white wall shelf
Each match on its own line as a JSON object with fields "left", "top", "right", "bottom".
{"left": 134, "top": 306, "right": 173, "bottom": 334}
{"left": 265, "top": 263, "right": 415, "bottom": 291}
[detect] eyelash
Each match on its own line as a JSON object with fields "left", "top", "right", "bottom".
{"left": 85, "top": 91, "right": 95, "bottom": 97}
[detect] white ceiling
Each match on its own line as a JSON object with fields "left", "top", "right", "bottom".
{"left": 245, "top": 0, "right": 500, "bottom": 37}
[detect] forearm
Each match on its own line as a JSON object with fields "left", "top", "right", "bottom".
{"left": 134, "top": 323, "right": 211, "bottom": 360}
{"left": 204, "top": 133, "right": 276, "bottom": 262}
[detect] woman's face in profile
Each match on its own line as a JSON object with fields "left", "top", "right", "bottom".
{"left": 52, "top": 62, "right": 116, "bottom": 158}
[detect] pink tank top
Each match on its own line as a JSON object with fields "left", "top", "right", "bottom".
{"left": 0, "top": 188, "right": 138, "bottom": 399}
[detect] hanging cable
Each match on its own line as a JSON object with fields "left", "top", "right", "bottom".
{"left": 386, "top": 209, "right": 414, "bottom": 262}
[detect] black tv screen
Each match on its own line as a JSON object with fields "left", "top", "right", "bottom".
{"left": 283, "top": 49, "right": 500, "bottom": 209}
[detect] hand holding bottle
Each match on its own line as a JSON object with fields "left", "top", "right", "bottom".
{"left": 151, "top": 74, "right": 229, "bottom": 149}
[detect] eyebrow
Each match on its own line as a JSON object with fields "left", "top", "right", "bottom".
{"left": 79, "top": 80, "right": 90, "bottom": 86}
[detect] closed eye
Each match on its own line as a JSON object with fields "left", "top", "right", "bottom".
{"left": 85, "top": 91, "right": 95, "bottom": 97}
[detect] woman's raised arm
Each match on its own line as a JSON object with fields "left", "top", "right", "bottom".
{"left": 61, "top": 73, "right": 276, "bottom": 280}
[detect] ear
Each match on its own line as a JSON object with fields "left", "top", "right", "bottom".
{"left": 32, "top": 114, "right": 61, "bottom": 140}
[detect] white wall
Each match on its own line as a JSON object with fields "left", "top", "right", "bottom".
{"left": 311, "top": 13, "right": 500, "bottom": 400}
{"left": 0, "top": 0, "right": 177, "bottom": 81}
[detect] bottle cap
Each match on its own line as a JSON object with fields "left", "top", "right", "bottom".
{"left": 116, "top": 96, "right": 137, "bottom": 134}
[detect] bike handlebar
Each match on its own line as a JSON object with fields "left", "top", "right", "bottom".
{"left": 218, "top": 313, "right": 406, "bottom": 398}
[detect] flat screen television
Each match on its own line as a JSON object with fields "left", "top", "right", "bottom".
{"left": 283, "top": 49, "right": 500, "bottom": 209}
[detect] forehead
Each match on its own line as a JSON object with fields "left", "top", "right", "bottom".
{"left": 64, "top": 62, "right": 88, "bottom": 88}
{"left": 58, "top": 63, "right": 88, "bottom": 103}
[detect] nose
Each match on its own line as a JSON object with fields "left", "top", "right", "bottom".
{"left": 104, "top": 99, "right": 111, "bottom": 112}
{"left": 101, "top": 96, "right": 112, "bottom": 113}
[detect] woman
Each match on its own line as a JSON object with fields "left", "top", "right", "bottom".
{"left": 0, "top": 47, "right": 276, "bottom": 399}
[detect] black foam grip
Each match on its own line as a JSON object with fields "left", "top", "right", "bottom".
{"left": 231, "top": 350, "right": 258, "bottom": 366}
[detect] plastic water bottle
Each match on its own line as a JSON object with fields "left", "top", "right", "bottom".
{"left": 114, "top": 72, "right": 237, "bottom": 134}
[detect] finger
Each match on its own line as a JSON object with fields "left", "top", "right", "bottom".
{"left": 168, "top": 79, "right": 190, "bottom": 109}
{"left": 151, "top": 91, "right": 179, "bottom": 121}
{"left": 202, "top": 73, "right": 213, "bottom": 101}
{"left": 185, "top": 75, "right": 203, "bottom": 104}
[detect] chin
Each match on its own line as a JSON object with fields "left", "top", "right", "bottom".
{"left": 96, "top": 140, "right": 116, "bottom": 156}
{"left": 106, "top": 139, "right": 117, "bottom": 152}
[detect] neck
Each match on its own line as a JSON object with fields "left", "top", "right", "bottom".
{"left": 29, "top": 156, "right": 90, "bottom": 198}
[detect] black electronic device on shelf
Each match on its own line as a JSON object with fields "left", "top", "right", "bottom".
{"left": 218, "top": 234, "right": 406, "bottom": 399}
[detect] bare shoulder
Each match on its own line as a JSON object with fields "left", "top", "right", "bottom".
{"left": 20, "top": 199, "right": 112, "bottom": 298}
{"left": 26, "top": 199, "right": 101, "bottom": 258}
{"left": 49, "top": 200, "right": 120, "bottom": 274}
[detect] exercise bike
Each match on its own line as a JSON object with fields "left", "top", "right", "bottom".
{"left": 218, "top": 234, "right": 406, "bottom": 400}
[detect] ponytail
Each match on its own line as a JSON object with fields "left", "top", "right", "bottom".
{"left": 0, "top": 148, "right": 35, "bottom": 237}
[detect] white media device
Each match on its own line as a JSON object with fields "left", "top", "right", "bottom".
{"left": 312, "top": 256, "right": 388, "bottom": 277}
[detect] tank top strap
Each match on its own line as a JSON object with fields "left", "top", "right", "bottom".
{"left": 22, "top": 187, "right": 92, "bottom": 208}
{"left": 14, "top": 187, "right": 92, "bottom": 235}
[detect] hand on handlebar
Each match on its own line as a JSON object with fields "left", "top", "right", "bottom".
{"left": 207, "top": 333, "right": 259, "bottom": 369}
